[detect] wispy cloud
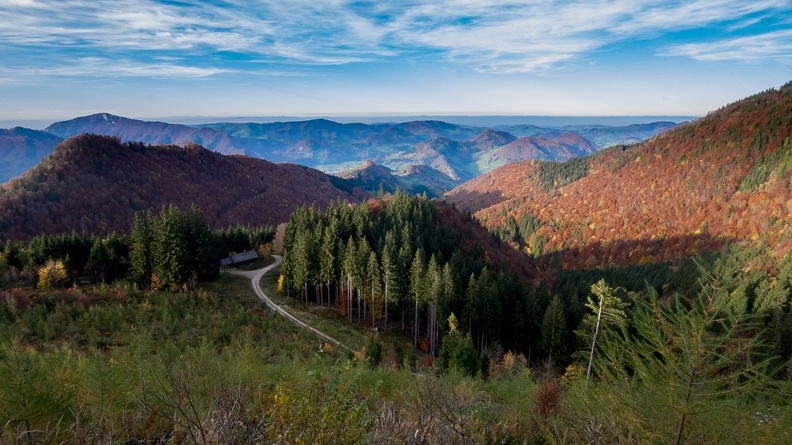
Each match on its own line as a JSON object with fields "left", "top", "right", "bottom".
{"left": 0, "top": 0, "right": 789, "bottom": 79}
{"left": 661, "top": 29, "right": 792, "bottom": 62}
{"left": 48, "top": 57, "right": 230, "bottom": 78}
{"left": 612, "top": 0, "right": 786, "bottom": 33}
{"left": 0, "top": 57, "right": 228, "bottom": 84}
{"left": 382, "top": 1, "right": 633, "bottom": 73}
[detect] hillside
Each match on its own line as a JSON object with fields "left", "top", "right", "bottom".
{"left": 44, "top": 114, "right": 677, "bottom": 180}
{"left": 446, "top": 83, "right": 792, "bottom": 270}
{"left": 0, "top": 134, "right": 353, "bottom": 240}
{"left": 0, "top": 127, "right": 62, "bottom": 183}
{"left": 476, "top": 132, "right": 599, "bottom": 171}
{"left": 332, "top": 160, "right": 460, "bottom": 198}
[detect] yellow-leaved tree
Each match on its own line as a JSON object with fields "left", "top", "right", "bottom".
{"left": 37, "top": 259, "right": 69, "bottom": 289}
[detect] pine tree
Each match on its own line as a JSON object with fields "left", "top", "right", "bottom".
{"left": 582, "top": 279, "right": 629, "bottom": 389}
{"left": 130, "top": 210, "right": 154, "bottom": 286}
{"left": 381, "top": 246, "right": 394, "bottom": 333}
{"left": 381, "top": 230, "right": 399, "bottom": 333}
{"left": 476, "top": 268, "right": 500, "bottom": 354}
{"left": 343, "top": 237, "right": 357, "bottom": 322}
{"left": 27, "top": 235, "right": 50, "bottom": 267}
{"left": 426, "top": 255, "right": 441, "bottom": 356}
{"left": 541, "top": 295, "right": 569, "bottom": 365}
{"left": 410, "top": 248, "right": 426, "bottom": 348}
{"left": 185, "top": 205, "right": 219, "bottom": 282}
{"left": 152, "top": 205, "right": 189, "bottom": 290}
{"left": 103, "top": 233, "right": 128, "bottom": 282}
{"left": 310, "top": 224, "right": 323, "bottom": 304}
{"left": 595, "top": 287, "right": 772, "bottom": 444}
{"left": 319, "top": 223, "right": 338, "bottom": 307}
{"left": 291, "top": 229, "right": 311, "bottom": 304}
{"left": 438, "top": 313, "right": 479, "bottom": 377}
{"left": 367, "top": 250, "right": 382, "bottom": 327}
{"left": 356, "top": 237, "right": 372, "bottom": 324}
{"left": 85, "top": 237, "right": 110, "bottom": 283}
{"left": 397, "top": 242, "right": 413, "bottom": 331}
{"left": 463, "top": 273, "right": 479, "bottom": 340}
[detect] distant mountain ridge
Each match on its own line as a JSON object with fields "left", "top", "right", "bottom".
{"left": 0, "top": 134, "right": 353, "bottom": 240}
{"left": 0, "top": 127, "right": 63, "bottom": 183}
{"left": 46, "top": 113, "right": 268, "bottom": 155}
{"left": 40, "top": 114, "right": 679, "bottom": 182}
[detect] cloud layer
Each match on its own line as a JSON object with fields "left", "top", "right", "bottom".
{"left": 1, "top": 0, "right": 789, "bottom": 80}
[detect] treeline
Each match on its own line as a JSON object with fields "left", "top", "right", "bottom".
{"left": 280, "top": 191, "right": 559, "bottom": 360}
{"left": 0, "top": 205, "right": 274, "bottom": 289}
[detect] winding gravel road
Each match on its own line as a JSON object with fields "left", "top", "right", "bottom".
{"left": 230, "top": 255, "right": 353, "bottom": 352}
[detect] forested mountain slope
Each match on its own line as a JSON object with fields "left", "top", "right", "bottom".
{"left": 0, "top": 134, "right": 353, "bottom": 240}
{"left": 331, "top": 160, "right": 460, "bottom": 198}
{"left": 446, "top": 83, "right": 792, "bottom": 270}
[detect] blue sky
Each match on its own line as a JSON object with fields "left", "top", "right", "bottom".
{"left": 0, "top": 0, "right": 790, "bottom": 127}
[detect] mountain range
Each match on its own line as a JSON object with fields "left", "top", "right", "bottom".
{"left": 0, "top": 114, "right": 679, "bottom": 185}
{"left": 0, "top": 82, "right": 789, "bottom": 276}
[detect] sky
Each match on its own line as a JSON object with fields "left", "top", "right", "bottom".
{"left": 0, "top": 0, "right": 790, "bottom": 128}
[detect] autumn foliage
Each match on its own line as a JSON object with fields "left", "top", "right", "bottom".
{"left": 0, "top": 134, "right": 353, "bottom": 241}
{"left": 446, "top": 83, "right": 792, "bottom": 270}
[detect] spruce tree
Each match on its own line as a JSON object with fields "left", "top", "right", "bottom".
{"left": 152, "top": 205, "right": 189, "bottom": 290}
{"left": 368, "top": 250, "right": 382, "bottom": 327}
{"left": 410, "top": 248, "right": 426, "bottom": 348}
{"left": 319, "top": 223, "right": 338, "bottom": 306}
{"left": 381, "top": 230, "right": 399, "bottom": 333}
{"left": 438, "top": 313, "right": 479, "bottom": 377}
{"left": 129, "top": 210, "right": 154, "bottom": 286}
{"left": 540, "top": 295, "right": 569, "bottom": 365}
{"left": 85, "top": 238, "right": 110, "bottom": 283}
{"left": 343, "top": 237, "right": 357, "bottom": 322}
{"left": 185, "top": 205, "right": 219, "bottom": 282}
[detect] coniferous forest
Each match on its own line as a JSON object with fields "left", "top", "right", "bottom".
{"left": 2, "top": 193, "right": 792, "bottom": 443}
{"left": 2, "top": 85, "right": 792, "bottom": 444}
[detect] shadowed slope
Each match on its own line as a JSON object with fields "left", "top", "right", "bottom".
{"left": 0, "top": 134, "right": 353, "bottom": 240}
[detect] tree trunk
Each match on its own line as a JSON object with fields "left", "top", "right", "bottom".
{"left": 585, "top": 295, "right": 605, "bottom": 390}
{"left": 674, "top": 365, "right": 697, "bottom": 445}
{"left": 347, "top": 274, "right": 353, "bottom": 323}
{"left": 414, "top": 299, "right": 419, "bottom": 348}
{"left": 427, "top": 305, "right": 432, "bottom": 355}
{"left": 372, "top": 280, "right": 376, "bottom": 328}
